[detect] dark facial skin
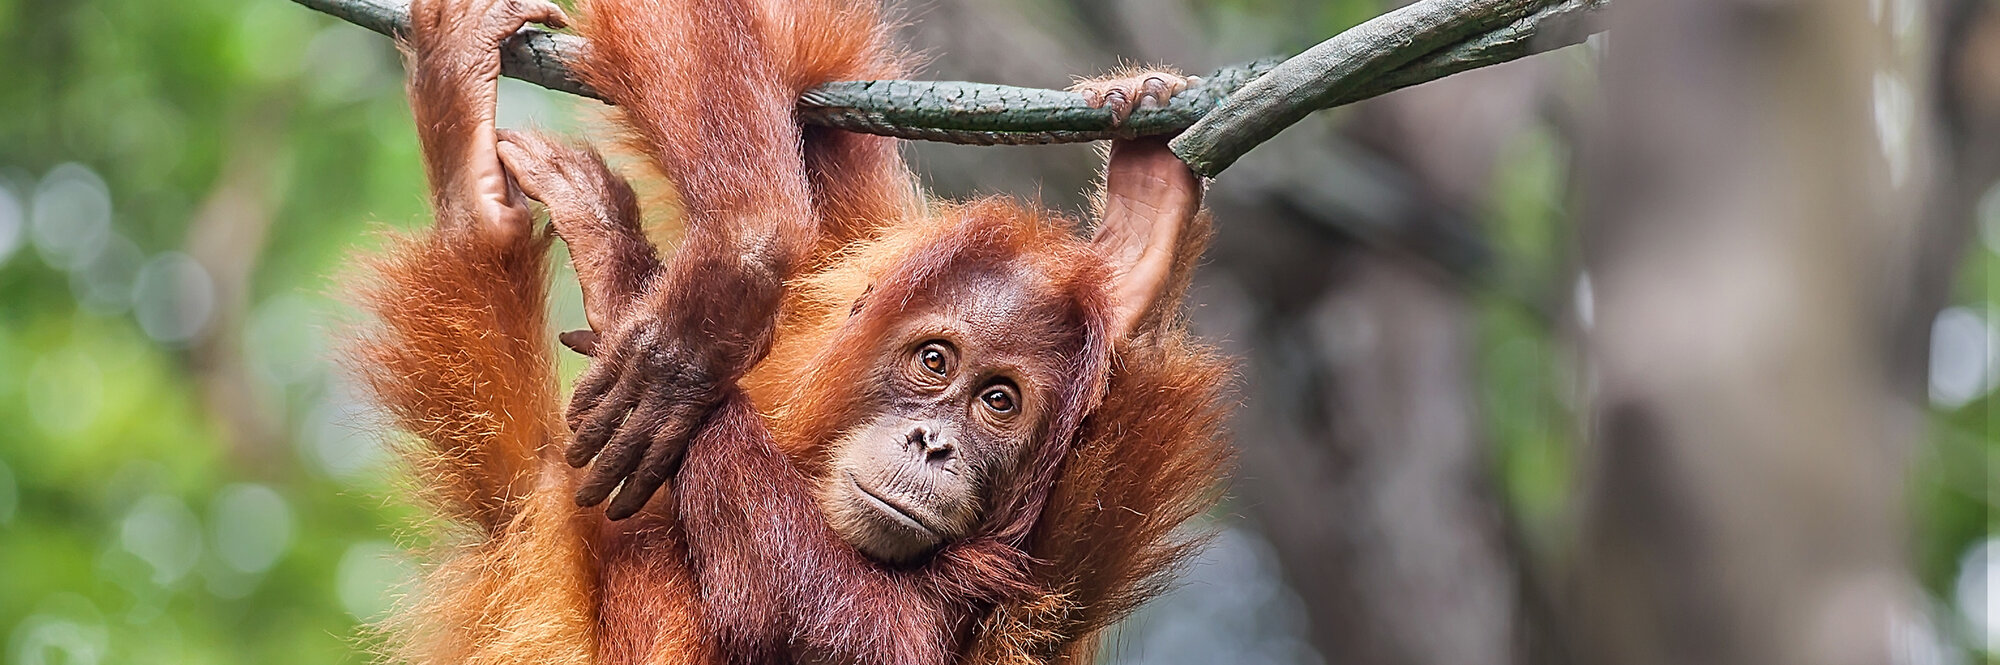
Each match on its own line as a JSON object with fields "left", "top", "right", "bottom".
{"left": 817, "top": 267, "right": 1071, "bottom": 564}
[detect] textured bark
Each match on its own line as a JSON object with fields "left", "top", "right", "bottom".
{"left": 290, "top": 0, "right": 1603, "bottom": 155}
{"left": 1169, "top": 0, "right": 1572, "bottom": 175}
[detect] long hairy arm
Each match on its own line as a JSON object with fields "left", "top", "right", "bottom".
{"left": 347, "top": 0, "right": 569, "bottom": 533}
{"left": 554, "top": 0, "right": 825, "bottom": 519}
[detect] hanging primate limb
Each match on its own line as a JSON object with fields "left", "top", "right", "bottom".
{"left": 348, "top": 0, "right": 1232, "bottom": 662}
{"left": 545, "top": 0, "right": 894, "bottom": 521}
{"left": 348, "top": 1, "right": 610, "bottom": 663}
{"left": 490, "top": 131, "right": 654, "bottom": 354}
{"left": 551, "top": 4, "right": 1213, "bottom": 525}
{"left": 361, "top": 0, "right": 569, "bottom": 529}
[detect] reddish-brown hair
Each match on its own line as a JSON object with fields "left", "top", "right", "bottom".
{"left": 345, "top": 0, "right": 1232, "bottom": 662}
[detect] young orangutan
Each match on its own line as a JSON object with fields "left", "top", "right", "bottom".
{"left": 348, "top": 0, "right": 1231, "bottom": 662}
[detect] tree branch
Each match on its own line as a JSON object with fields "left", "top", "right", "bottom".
{"left": 292, "top": 0, "right": 1603, "bottom": 173}
{"left": 1173, "top": 0, "right": 1602, "bottom": 175}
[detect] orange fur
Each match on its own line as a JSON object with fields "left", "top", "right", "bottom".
{"left": 348, "top": 227, "right": 609, "bottom": 664}
{"left": 344, "top": 0, "right": 1232, "bottom": 663}
{"left": 752, "top": 204, "right": 1234, "bottom": 664}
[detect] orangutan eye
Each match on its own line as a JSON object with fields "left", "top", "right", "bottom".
{"left": 915, "top": 342, "right": 952, "bottom": 376}
{"left": 980, "top": 384, "right": 1018, "bottom": 414}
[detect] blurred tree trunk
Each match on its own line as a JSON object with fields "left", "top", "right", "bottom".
{"left": 1572, "top": 0, "right": 1935, "bottom": 663}
{"left": 1202, "top": 55, "right": 1560, "bottom": 665}
{"left": 186, "top": 100, "right": 288, "bottom": 472}
{"left": 1201, "top": 245, "right": 1528, "bottom": 665}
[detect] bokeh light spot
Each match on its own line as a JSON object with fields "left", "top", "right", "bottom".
{"left": 29, "top": 164, "right": 111, "bottom": 272}
{"left": 119, "top": 494, "right": 204, "bottom": 587}
{"left": 209, "top": 483, "right": 294, "bottom": 574}
{"left": 132, "top": 252, "right": 216, "bottom": 345}
{"left": 1883, "top": 593, "right": 1956, "bottom": 665}
{"left": 1954, "top": 538, "right": 1997, "bottom": 655}
{"left": 1872, "top": 71, "right": 1914, "bottom": 190}
{"left": 6, "top": 594, "right": 106, "bottom": 665}
{"left": 1928, "top": 306, "right": 1997, "bottom": 409}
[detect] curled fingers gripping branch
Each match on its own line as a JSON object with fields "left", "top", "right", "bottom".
{"left": 406, "top": 0, "right": 569, "bottom": 242}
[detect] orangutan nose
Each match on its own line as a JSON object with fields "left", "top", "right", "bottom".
{"left": 906, "top": 424, "right": 956, "bottom": 463}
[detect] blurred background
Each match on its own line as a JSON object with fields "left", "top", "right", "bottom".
{"left": 0, "top": 0, "right": 1992, "bottom": 663}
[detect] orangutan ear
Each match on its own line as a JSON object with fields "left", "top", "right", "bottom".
{"left": 1091, "top": 138, "right": 1204, "bottom": 340}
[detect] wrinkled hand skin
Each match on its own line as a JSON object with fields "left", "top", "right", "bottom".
{"left": 407, "top": 0, "right": 569, "bottom": 242}
{"left": 498, "top": 139, "right": 792, "bottom": 525}
{"left": 1071, "top": 70, "right": 1195, "bottom": 127}
{"left": 494, "top": 130, "right": 732, "bottom": 521}
{"left": 496, "top": 130, "right": 662, "bottom": 337}
{"left": 564, "top": 311, "right": 740, "bottom": 519}
{"left": 560, "top": 260, "right": 790, "bottom": 518}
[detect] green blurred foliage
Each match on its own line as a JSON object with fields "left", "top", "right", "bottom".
{"left": 1915, "top": 222, "right": 2000, "bottom": 648}
{"left": 0, "top": 0, "right": 1991, "bottom": 663}
{"left": 0, "top": 0, "right": 597, "bottom": 656}
{"left": 0, "top": 0, "right": 468, "bottom": 662}
{"left": 1478, "top": 120, "right": 1578, "bottom": 560}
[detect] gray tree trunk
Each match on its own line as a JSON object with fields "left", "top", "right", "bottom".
{"left": 1571, "top": 0, "right": 1936, "bottom": 663}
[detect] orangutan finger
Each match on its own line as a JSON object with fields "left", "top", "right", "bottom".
{"left": 565, "top": 365, "right": 645, "bottom": 468}
{"left": 516, "top": 0, "right": 570, "bottom": 29}
{"left": 574, "top": 388, "right": 670, "bottom": 507}
{"left": 565, "top": 346, "right": 624, "bottom": 422}
{"left": 602, "top": 400, "right": 704, "bottom": 520}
